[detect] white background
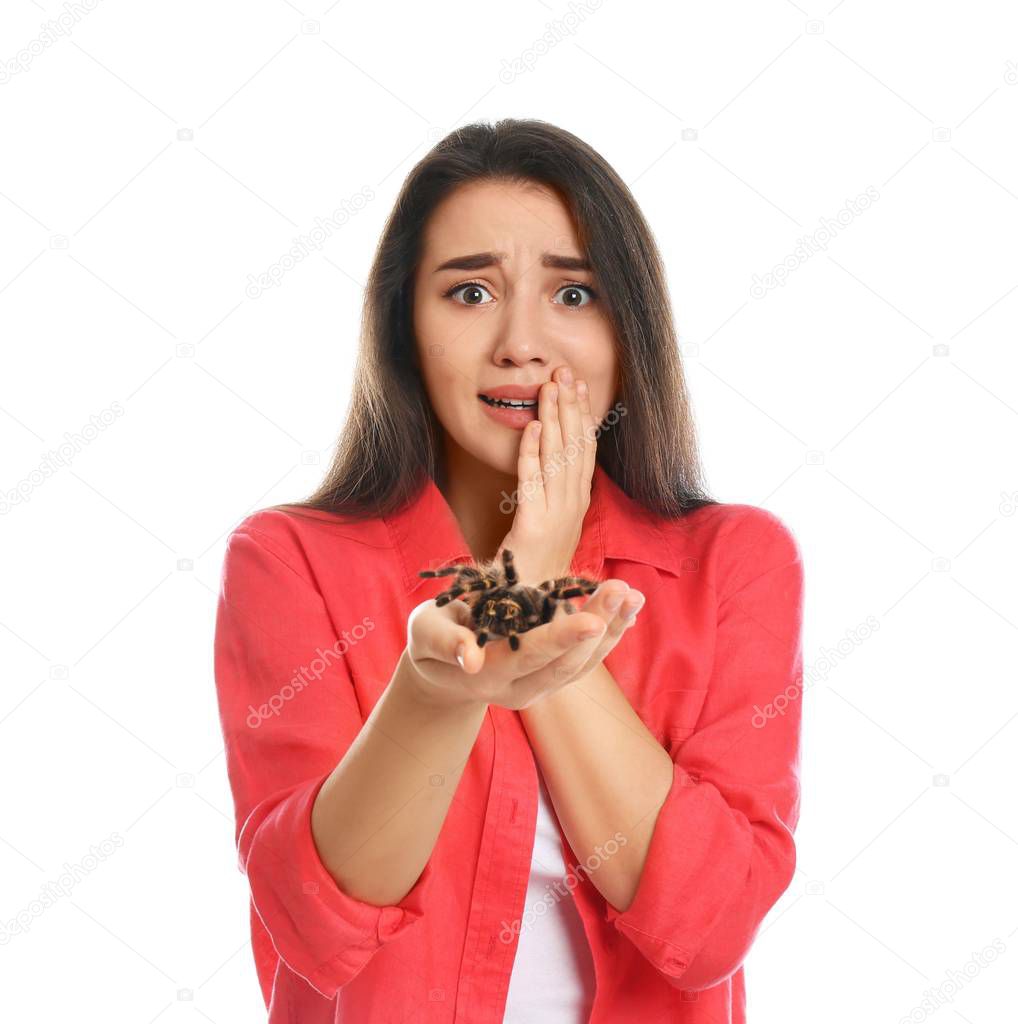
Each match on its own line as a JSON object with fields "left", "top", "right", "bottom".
{"left": 2, "top": 1, "right": 1016, "bottom": 1021}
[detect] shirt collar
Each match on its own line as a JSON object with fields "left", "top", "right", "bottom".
{"left": 385, "top": 463, "right": 690, "bottom": 596}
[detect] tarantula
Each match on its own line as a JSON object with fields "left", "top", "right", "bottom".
{"left": 419, "top": 548, "right": 601, "bottom": 651}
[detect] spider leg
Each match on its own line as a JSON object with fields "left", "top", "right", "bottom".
{"left": 540, "top": 575, "right": 599, "bottom": 592}
{"left": 539, "top": 593, "right": 556, "bottom": 624}
{"left": 508, "top": 631, "right": 520, "bottom": 651}
{"left": 474, "top": 599, "right": 502, "bottom": 648}
{"left": 420, "top": 564, "right": 481, "bottom": 607}
{"left": 501, "top": 549, "right": 518, "bottom": 587}
{"left": 546, "top": 582, "right": 598, "bottom": 600}
{"left": 426, "top": 564, "right": 500, "bottom": 606}
{"left": 465, "top": 577, "right": 498, "bottom": 593}
{"left": 434, "top": 586, "right": 466, "bottom": 606}
{"left": 538, "top": 576, "right": 583, "bottom": 592}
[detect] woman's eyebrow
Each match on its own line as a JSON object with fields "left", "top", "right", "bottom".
{"left": 432, "top": 251, "right": 592, "bottom": 273}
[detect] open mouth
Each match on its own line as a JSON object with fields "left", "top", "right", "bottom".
{"left": 479, "top": 395, "right": 539, "bottom": 410}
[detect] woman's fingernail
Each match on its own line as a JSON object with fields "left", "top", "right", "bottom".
{"left": 560, "top": 367, "right": 573, "bottom": 386}
{"left": 576, "top": 379, "right": 588, "bottom": 398}
{"left": 456, "top": 643, "right": 465, "bottom": 669}
{"left": 605, "top": 592, "right": 624, "bottom": 612}
{"left": 621, "top": 598, "right": 644, "bottom": 620}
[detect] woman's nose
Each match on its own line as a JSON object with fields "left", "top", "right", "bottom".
{"left": 489, "top": 292, "right": 552, "bottom": 366}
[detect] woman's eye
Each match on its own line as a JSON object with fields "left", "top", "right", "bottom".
{"left": 553, "top": 284, "right": 597, "bottom": 308}
{"left": 447, "top": 282, "right": 495, "bottom": 306}
{"left": 445, "top": 281, "right": 597, "bottom": 308}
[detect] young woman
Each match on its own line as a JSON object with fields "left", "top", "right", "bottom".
{"left": 214, "top": 119, "right": 805, "bottom": 1024}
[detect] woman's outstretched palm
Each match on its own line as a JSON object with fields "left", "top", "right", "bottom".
{"left": 405, "top": 579, "right": 638, "bottom": 711}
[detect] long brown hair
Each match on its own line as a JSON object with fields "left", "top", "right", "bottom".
{"left": 271, "top": 118, "right": 716, "bottom": 524}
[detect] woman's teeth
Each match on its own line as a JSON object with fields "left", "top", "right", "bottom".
{"left": 480, "top": 395, "right": 538, "bottom": 409}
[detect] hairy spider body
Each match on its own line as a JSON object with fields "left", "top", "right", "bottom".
{"left": 419, "top": 549, "right": 600, "bottom": 651}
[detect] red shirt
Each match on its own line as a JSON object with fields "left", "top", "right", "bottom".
{"left": 213, "top": 463, "right": 805, "bottom": 1022}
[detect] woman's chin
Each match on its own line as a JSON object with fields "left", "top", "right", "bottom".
{"left": 445, "top": 426, "right": 523, "bottom": 481}
{"left": 467, "top": 443, "right": 520, "bottom": 481}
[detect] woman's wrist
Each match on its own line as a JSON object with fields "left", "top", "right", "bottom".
{"left": 395, "top": 647, "right": 489, "bottom": 715}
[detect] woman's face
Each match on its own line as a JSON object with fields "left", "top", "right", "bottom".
{"left": 412, "top": 178, "right": 619, "bottom": 478}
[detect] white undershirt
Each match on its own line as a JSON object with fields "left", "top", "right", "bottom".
{"left": 503, "top": 771, "right": 597, "bottom": 1022}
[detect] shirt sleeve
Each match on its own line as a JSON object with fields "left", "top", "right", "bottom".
{"left": 213, "top": 520, "right": 434, "bottom": 999}
{"left": 604, "top": 509, "right": 805, "bottom": 992}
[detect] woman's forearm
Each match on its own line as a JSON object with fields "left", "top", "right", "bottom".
{"left": 310, "top": 647, "right": 489, "bottom": 907}
{"left": 519, "top": 661, "right": 675, "bottom": 911}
